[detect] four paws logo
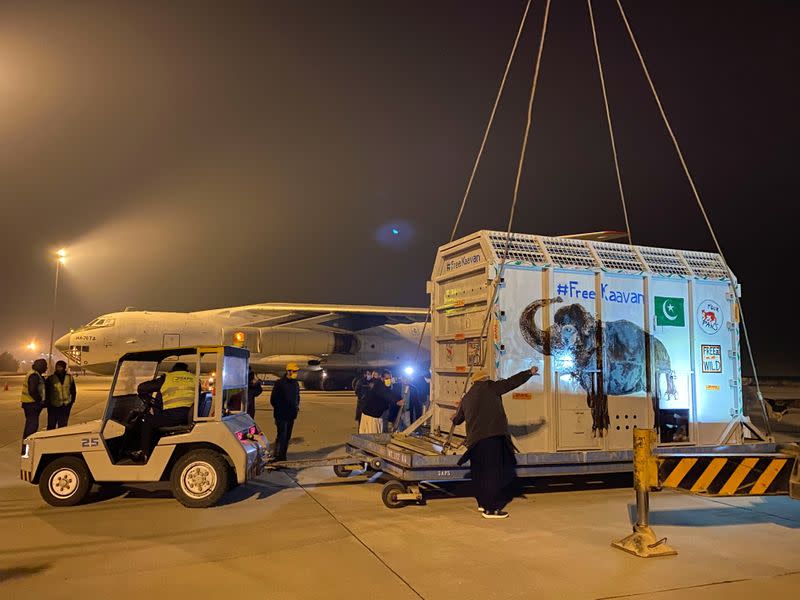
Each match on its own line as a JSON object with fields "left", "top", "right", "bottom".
{"left": 697, "top": 300, "right": 723, "bottom": 334}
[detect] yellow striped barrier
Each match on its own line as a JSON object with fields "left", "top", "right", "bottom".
{"left": 612, "top": 428, "right": 799, "bottom": 558}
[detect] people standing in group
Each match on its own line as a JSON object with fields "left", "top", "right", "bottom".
{"left": 359, "top": 369, "right": 403, "bottom": 434}
{"left": 451, "top": 365, "right": 538, "bottom": 519}
{"left": 20, "top": 358, "right": 48, "bottom": 453}
{"left": 46, "top": 360, "right": 76, "bottom": 430}
{"left": 247, "top": 369, "right": 262, "bottom": 420}
{"left": 353, "top": 370, "right": 372, "bottom": 423}
{"left": 270, "top": 362, "right": 301, "bottom": 461}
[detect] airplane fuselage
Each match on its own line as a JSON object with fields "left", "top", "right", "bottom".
{"left": 56, "top": 305, "right": 431, "bottom": 389}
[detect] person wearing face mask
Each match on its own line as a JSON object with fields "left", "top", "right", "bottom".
{"left": 359, "top": 369, "right": 403, "bottom": 434}
{"left": 45, "top": 360, "right": 77, "bottom": 430}
{"left": 270, "top": 362, "right": 301, "bottom": 461}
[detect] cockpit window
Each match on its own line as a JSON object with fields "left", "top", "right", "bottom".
{"left": 84, "top": 317, "right": 116, "bottom": 328}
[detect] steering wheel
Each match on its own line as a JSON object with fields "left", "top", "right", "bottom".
{"left": 124, "top": 393, "right": 156, "bottom": 425}
{"left": 137, "top": 392, "right": 156, "bottom": 408}
{"left": 125, "top": 409, "right": 142, "bottom": 426}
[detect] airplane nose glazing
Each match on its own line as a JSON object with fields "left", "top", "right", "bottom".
{"left": 55, "top": 333, "right": 71, "bottom": 353}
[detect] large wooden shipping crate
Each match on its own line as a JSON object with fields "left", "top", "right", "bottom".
{"left": 428, "top": 231, "right": 743, "bottom": 453}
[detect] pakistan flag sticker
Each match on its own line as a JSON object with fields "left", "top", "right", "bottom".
{"left": 655, "top": 296, "right": 685, "bottom": 327}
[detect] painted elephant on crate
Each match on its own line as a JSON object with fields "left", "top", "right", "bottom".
{"left": 519, "top": 296, "right": 677, "bottom": 434}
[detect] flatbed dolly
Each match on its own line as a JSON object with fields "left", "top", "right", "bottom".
{"left": 265, "top": 428, "right": 780, "bottom": 509}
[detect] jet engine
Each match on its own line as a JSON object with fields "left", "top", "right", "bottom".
{"left": 259, "top": 327, "right": 357, "bottom": 357}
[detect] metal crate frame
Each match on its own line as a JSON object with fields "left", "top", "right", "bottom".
{"left": 484, "top": 231, "right": 731, "bottom": 280}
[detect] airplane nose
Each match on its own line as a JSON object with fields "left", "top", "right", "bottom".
{"left": 55, "top": 333, "right": 71, "bottom": 353}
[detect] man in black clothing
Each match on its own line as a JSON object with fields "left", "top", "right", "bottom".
{"left": 353, "top": 370, "right": 372, "bottom": 423}
{"left": 359, "top": 370, "right": 403, "bottom": 434}
{"left": 45, "top": 360, "right": 77, "bottom": 430}
{"left": 399, "top": 373, "right": 426, "bottom": 427}
{"left": 247, "top": 369, "right": 262, "bottom": 420}
{"left": 452, "top": 366, "right": 538, "bottom": 519}
{"left": 384, "top": 376, "right": 404, "bottom": 432}
{"left": 20, "top": 358, "right": 47, "bottom": 453}
{"left": 270, "top": 362, "right": 301, "bottom": 461}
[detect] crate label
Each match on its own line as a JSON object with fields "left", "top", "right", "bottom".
{"left": 701, "top": 344, "right": 722, "bottom": 373}
{"left": 445, "top": 252, "right": 482, "bottom": 273}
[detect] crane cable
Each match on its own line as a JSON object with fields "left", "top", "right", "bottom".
{"left": 413, "top": 0, "right": 534, "bottom": 366}
{"left": 442, "top": 0, "right": 552, "bottom": 451}
{"left": 587, "top": 0, "right": 633, "bottom": 246}
{"left": 614, "top": 0, "right": 772, "bottom": 439}
{"left": 472, "top": 0, "right": 552, "bottom": 389}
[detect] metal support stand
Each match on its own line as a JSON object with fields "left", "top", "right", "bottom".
{"left": 612, "top": 428, "right": 677, "bottom": 558}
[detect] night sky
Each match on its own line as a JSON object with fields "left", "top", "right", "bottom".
{"left": 0, "top": 1, "right": 796, "bottom": 374}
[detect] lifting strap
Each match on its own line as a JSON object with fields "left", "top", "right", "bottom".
{"left": 614, "top": 0, "right": 772, "bottom": 440}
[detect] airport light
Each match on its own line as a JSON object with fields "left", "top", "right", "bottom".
{"left": 48, "top": 247, "right": 68, "bottom": 371}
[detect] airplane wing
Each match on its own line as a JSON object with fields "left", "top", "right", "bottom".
{"left": 215, "top": 303, "right": 428, "bottom": 332}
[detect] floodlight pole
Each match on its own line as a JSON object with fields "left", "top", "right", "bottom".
{"left": 47, "top": 259, "right": 61, "bottom": 372}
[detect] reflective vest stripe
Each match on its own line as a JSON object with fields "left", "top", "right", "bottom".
{"left": 21, "top": 370, "right": 45, "bottom": 404}
{"left": 161, "top": 371, "right": 195, "bottom": 410}
{"left": 49, "top": 374, "right": 74, "bottom": 407}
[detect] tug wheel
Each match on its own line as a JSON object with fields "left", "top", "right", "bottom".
{"left": 170, "top": 449, "right": 229, "bottom": 508}
{"left": 39, "top": 456, "right": 93, "bottom": 507}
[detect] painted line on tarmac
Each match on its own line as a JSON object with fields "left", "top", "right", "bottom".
{"left": 594, "top": 569, "right": 800, "bottom": 599}
{"left": 287, "top": 474, "right": 426, "bottom": 600}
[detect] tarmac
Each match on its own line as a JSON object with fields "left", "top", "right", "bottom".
{"left": 1, "top": 375, "right": 799, "bottom": 599}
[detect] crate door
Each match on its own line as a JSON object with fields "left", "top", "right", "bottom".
{"left": 497, "top": 267, "right": 549, "bottom": 453}
{"left": 600, "top": 274, "right": 650, "bottom": 450}
{"left": 549, "top": 271, "right": 601, "bottom": 450}
{"left": 692, "top": 280, "right": 739, "bottom": 445}
{"left": 649, "top": 278, "right": 694, "bottom": 444}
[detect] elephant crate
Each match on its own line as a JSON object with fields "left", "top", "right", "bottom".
{"left": 426, "top": 230, "right": 769, "bottom": 460}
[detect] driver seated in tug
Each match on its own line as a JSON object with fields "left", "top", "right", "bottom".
{"left": 130, "top": 362, "right": 196, "bottom": 462}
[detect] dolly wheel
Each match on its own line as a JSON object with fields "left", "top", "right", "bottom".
{"left": 381, "top": 480, "right": 408, "bottom": 509}
{"left": 333, "top": 464, "right": 351, "bottom": 478}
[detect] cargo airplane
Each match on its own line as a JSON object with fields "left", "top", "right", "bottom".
{"left": 55, "top": 303, "right": 430, "bottom": 390}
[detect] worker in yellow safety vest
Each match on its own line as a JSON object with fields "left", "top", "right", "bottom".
{"left": 131, "top": 361, "right": 197, "bottom": 462}
{"left": 20, "top": 358, "right": 48, "bottom": 454}
{"left": 45, "top": 360, "right": 77, "bottom": 430}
